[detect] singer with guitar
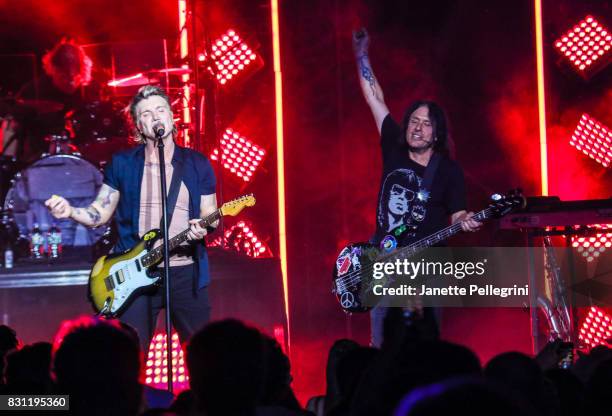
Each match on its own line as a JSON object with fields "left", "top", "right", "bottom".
{"left": 352, "top": 28, "right": 482, "bottom": 347}
{"left": 45, "top": 85, "right": 217, "bottom": 353}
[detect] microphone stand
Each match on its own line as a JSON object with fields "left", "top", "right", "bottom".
{"left": 156, "top": 129, "right": 174, "bottom": 393}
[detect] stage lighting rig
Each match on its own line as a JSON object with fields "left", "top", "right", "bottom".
{"left": 554, "top": 15, "right": 611, "bottom": 80}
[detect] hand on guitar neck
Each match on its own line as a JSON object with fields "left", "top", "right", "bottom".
{"left": 452, "top": 210, "right": 482, "bottom": 232}
{"left": 187, "top": 218, "right": 209, "bottom": 241}
{"left": 88, "top": 194, "right": 256, "bottom": 317}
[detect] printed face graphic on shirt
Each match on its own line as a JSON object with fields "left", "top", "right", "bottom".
{"left": 388, "top": 184, "right": 415, "bottom": 216}
{"left": 378, "top": 168, "right": 427, "bottom": 233}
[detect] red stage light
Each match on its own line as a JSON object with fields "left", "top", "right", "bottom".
{"left": 208, "top": 220, "right": 272, "bottom": 258}
{"left": 145, "top": 332, "right": 189, "bottom": 392}
{"left": 210, "top": 128, "right": 266, "bottom": 182}
{"left": 571, "top": 224, "right": 612, "bottom": 262}
{"left": 578, "top": 306, "right": 612, "bottom": 350}
{"left": 569, "top": 114, "right": 612, "bottom": 168}
{"left": 203, "top": 28, "right": 260, "bottom": 86}
{"left": 554, "top": 15, "right": 612, "bottom": 78}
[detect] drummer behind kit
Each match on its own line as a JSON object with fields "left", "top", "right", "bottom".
{"left": 0, "top": 63, "right": 204, "bottom": 262}
{"left": 1, "top": 96, "right": 126, "bottom": 256}
{"left": 4, "top": 154, "right": 108, "bottom": 248}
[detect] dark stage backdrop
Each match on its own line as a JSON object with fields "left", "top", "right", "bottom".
{"left": 1, "top": 1, "right": 611, "bottom": 395}
{"left": 280, "top": 4, "right": 611, "bottom": 398}
{"left": 281, "top": 0, "right": 542, "bottom": 354}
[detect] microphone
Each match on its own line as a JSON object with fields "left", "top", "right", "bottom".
{"left": 153, "top": 123, "right": 165, "bottom": 138}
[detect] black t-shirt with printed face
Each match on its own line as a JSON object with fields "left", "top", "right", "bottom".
{"left": 373, "top": 115, "right": 466, "bottom": 247}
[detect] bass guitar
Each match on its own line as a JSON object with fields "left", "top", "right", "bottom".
{"left": 332, "top": 191, "right": 524, "bottom": 313}
{"left": 89, "top": 194, "right": 256, "bottom": 317}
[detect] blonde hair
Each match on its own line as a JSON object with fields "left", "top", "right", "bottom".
{"left": 127, "top": 85, "right": 176, "bottom": 144}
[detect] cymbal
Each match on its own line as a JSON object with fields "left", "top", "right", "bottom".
{"left": 107, "top": 73, "right": 158, "bottom": 88}
{"left": 107, "top": 67, "right": 191, "bottom": 88}
{"left": 150, "top": 67, "right": 192, "bottom": 76}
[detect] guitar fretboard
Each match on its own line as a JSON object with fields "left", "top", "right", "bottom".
{"left": 140, "top": 210, "right": 221, "bottom": 268}
{"left": 378, "top": 207, "right": 493, "bottom": 263}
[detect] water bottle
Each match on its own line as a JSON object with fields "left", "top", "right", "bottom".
{"left": 47, "top": 223, "right": 62, "bottom": 259}
{"left": 1, "top": 211, "right": 18, "bottom": 267}
{"left": 4, "top": 245, "right": 13, "bottom": 268}
{"left": 30, "top": 223, "right": 44, "bottom": 259}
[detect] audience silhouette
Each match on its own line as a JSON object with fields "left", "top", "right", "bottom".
{"left": 0, "top": 311, "right": 610, "bottom": 416}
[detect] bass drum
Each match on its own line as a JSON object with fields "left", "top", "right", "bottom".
{"left": 4, "top": 154, "right": 107, "bottom": 246}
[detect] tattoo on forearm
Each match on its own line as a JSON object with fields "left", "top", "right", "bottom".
{"left": 358, "top": 54, "right": 376, "bottom": 95}
{"left": 72, "top": 207, "right": 101, "bottom": 226}
{"left": 97, "top": 188, "right": 117, "bottom": 208}
{"left": 86, "top": 207, "right": 102, "bottom": 226}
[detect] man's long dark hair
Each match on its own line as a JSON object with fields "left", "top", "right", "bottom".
{"left": 400, "top": 100, "right": 451, "bottom": 156}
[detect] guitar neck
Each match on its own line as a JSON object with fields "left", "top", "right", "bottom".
{"left": 141, "top": 210, "right": 221, "bottom": 267}
{"left": 382, "top": 207, "right": 493, "bottom": 262}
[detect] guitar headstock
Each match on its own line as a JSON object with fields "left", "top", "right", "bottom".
{"left": 220, "top": 194, "right": 256, "bottom": 217}
{"left": 489, "top": 189, "right": 526, "bottom": 218}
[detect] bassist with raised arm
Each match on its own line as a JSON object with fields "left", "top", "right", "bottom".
{"left": 352, "top": 28, "right": 481, "bottom": 347}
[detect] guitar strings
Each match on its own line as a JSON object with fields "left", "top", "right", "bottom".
{"left": 334, "top": 208, "right": 493, "bottom": 289}
{"left": 335, "top": 225, "right": 461, "bottom": 290}
{"left": 142, "top": 210, "right": 222, "bottom": 267}
{"left": 337, "top": 208, "right": 491, "bottom": 288}
{"left": 143, "top": 196, "right": 254, "bottom": 266}
{"left": 336, "top": 203, "right": 506, "bottom": 289}
{"left": 335, "top": 220, "right": 468, "bottom": 289}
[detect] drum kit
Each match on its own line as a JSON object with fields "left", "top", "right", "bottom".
{"left": 0, "top": 67, "right": 188, "bottom": 262}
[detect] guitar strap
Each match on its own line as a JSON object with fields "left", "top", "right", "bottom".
{"left": 421, "top": 152, "right": 441, "bottom": 196}
{"left": 408, "top": 152, "right": 441, "bottom": 237}
{"left": 160, "top": 159, "right": 184, "bottom": 230}
{"left": 388, "top": 153, "right": 442, "bottom": 244}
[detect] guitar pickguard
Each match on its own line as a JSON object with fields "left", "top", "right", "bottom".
{"left": 89, "top": 240, "right": 161, "bottom": 317}
{"left": 89, "top": 193, "right": 258, "bottom": 316}
{"left": 106, "top": 249, "right": 157, "bottom": 313}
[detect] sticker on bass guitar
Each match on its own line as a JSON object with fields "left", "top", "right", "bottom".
{"left": 336, "top": 248, "right": 351, "bottom": 276}
{"left": 340, "top": 292, "right": 355, "bottom": 309}
{"left": 350, "top": 247, "right": 362, "bottom": 270}
{"left": 380, "top": 234, "right": 397, "bottom": 253}
{"left": 336, "top": 246, "right": 363, "bottom": 276}
{"left": 144, "top": 231, "right": 156, "bottom": 241}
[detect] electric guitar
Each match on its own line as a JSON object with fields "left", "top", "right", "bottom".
{"left": 89, "top": 194, "right": 256, "bottom": 317}
{"left": 332, "top": 191, "right": 525, "bottom": 313}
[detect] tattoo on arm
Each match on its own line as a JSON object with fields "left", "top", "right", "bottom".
{"left": 97, "top": 188, "right": 117, "bottom": 208}
{"left": 86, "top": 207, "right": 102, "bottom": 226}
{"left": 72, "top": 207, "right": 102, "bottom": 226}
{"left": 358, "top": 54, "right": 376, "bottom": 95}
